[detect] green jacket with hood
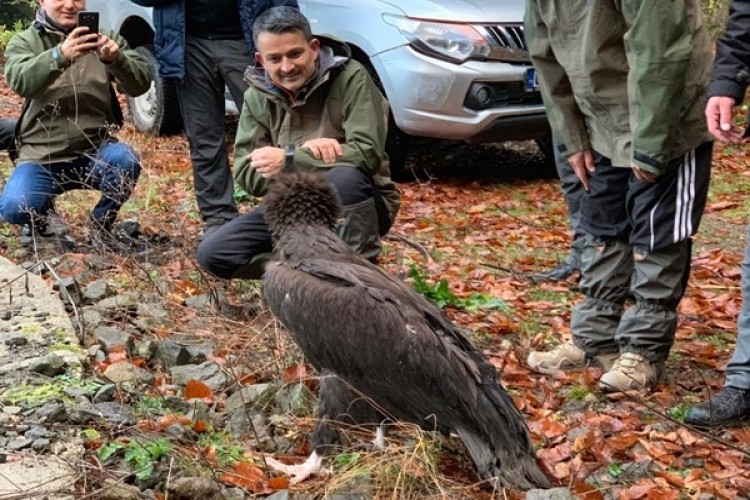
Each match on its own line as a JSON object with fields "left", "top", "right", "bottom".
{"left": 233, "top": 36, "right": 400, "bottom": 221}
{"left": 4, "top": 16, "right": 152, "bottom": 164}
{"left": 524, "top": 0, "right": 713, "bottom": 174}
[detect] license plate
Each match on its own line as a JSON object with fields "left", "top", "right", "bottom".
{"left": 525, "top": 68, "right": 540, "bottom": 92}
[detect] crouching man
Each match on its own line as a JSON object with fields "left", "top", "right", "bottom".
{"left": 1, "top": 0, "right": 152, "bottom": 250}
{"left": 198, "top": 6, "right": 400, "bottom": 279}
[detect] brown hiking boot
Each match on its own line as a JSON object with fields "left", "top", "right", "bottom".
{"left": 598, "top": 352, "right": 664, "bottom": 392}
{"left": 527, "top": 342, "right": 619, "bottom": 375}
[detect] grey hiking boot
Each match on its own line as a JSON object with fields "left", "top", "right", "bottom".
{"left": 598, "top": 352, "right": 664, "bottom": 392}
{"left": 20, "top": 211, "right": 73, "bottom": 249}
{"left": 527, "top": 342, "right": 619, "bottom": 375}
{"left": 683, "top": 386, "right": 750, "bottom": 428}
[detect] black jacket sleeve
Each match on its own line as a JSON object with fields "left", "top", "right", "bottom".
{"left": 708, "top": 0, "right": 750, "bottom": 103}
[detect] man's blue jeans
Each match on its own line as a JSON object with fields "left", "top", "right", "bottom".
{"left": 726, "top": 223, "right": 750, "bottom": 390}
{"left": 0, "top": 142, "right": 141, "bottom": 228}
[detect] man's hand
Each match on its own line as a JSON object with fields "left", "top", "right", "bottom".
{"left": 632, "top": 163, "right": 657, "bottom": 183}
{"left": 568, "top": 149, "right": 596, "bottom": 191}
{"left": 705, "top": 95, "right": 745, "bottom": 143}
{"left": 96, "top": 34, "right": 121, "bottom": 64}
{"left": 301, "top": 138, "right": 342, "bottom": 164}
{"left": 60, "top": 27, "right": 99, "bottom": 62}
{"left": 248, "top": 146, "right": 285, "bottom": 179}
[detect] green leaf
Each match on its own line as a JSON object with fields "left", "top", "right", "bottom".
{"left": 607, "top": 463, "right": 622, "bottom": 477}
{"left": 98, "top": 441, "right": 126, "bottom": 462}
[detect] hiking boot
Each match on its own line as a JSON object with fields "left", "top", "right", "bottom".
{"left": 531, "top": 262, "right": 578, "bottom": 283}
{"left": 88, "top": 224, "right": 150, "bottom": 255}
{"left": 598, "top": 352, "right": 664, "bottom": 392}
{"left": 684, "top": 386, "right": 750, "bottom": 428}
{"left": 527, "top": 342, "right": 619, "bottom": 375}
{"left": 20, "top": 212, "right": 72, "bottom": 248}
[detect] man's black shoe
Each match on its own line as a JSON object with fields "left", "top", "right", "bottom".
{"left": 531, "top": 262, "right": 578, "bottom": 283}
{"left": 684, "top": 386, "right": 750, "bottom": 428}
{"left": 88, "top": 224, "right": 151, "bottom": 256}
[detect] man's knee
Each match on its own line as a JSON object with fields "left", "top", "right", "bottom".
{"left": 99, "top": 142, "right": 142, "bottom": 181}
{"left": 196, "top": 237, "right": 234, "bottom": 279}
{"left": 325, "top": 167, "right": 372, "bottom": 206}
{"left": 0, "top": 163, "right": 51, "bottom": 224}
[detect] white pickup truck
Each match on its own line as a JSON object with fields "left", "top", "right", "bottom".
{"left": 88, "top": 0, "right": 553, "bottom": 177}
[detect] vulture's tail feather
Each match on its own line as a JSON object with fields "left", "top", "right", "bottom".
{"left": 457, "top": 383, "right": 551, "bottom": 490}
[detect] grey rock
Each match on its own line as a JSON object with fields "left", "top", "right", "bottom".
{"left": 25, "top": 426, "right": 50, "bottom": 440}
{"left": 526, "top": 488, "right": 576, "bottom": 500}
{"left": 3, "top": 332, "right": 28, "bottom": 346}
{"left": 96, "top": 292, "right": 139, "bottom": 311}
{"left": 135, "top": 339, "right": 157, "bottom": 360}
{"left": 83, "top": 280, "right": 111, "bottom": 303}
{"left": 34, "top": 403, "right": 67, "bottom": 424}
{"left": 170, "top": 361, "right": 227, "bottom": 391}
{"left": 31, "top": 438, "right": 51, "bottom": 452}
{"left": 227, "top": 411, "right": 271, "bottom": 446}
{"left": 137, "top": 302, "right": 169, "bottom": 319}
{"left": 159, "top": 334, "right": 215, "bottom": 368}
{"left": 266, "top": 491, "right": 291, "bottom": 500}
{"left": 221, "top": 487, "right": 247, "bottom": 500}
{"left": 7, "top": 437, "right": 33, "bottom": 450}
{"left": 224, "top": 383, "right": 279, "bottom": 413}
{"left": 72, "top": 402, "right": 135, "bottom": 425}
{"left": 57, "top": 277, "right": 83, "bottom": 306}
{"left": 184, "top": 293, "right": 212, "bottom": 309}
{"left": 3, "top": 406, "right": 22, "bottom": 415}
{"left": 103, "top": 362, "right": 155, "bottom": 385}
{"left": 94, "top": 326, "right": 134, "bottom": 354}
{"left": 80, "top": 308, "right": 104, "bottom": 330}
{"left": 98, "top": 478, "right": 142, "bottom": 500}
{"left": 29, "top": 353, "right": 66, "bottom": 376}
{"left": 165, "top": 423, "right": 196, "bottom": 441}
{"left": 275, "top": 383, "right": 316, "bottom": 417}
{"left": 163, "top": 396, "right": 192, "bottom": 414}
{"left": 93, "top": 383, "right": 117, "bottom": 403}
{"left": 167, "top": 477, "right": 223, "bottom": 499}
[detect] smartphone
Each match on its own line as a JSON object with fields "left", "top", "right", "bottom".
{"left": 76, "top": 11, "right": 99, "bottom": 35}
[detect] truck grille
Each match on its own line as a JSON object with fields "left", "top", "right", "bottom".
{"left": 476, "top": 24, "right": 530, "bottom": 62}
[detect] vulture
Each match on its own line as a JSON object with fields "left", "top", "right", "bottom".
{"left": 261, "top": 172, "right": 550, "bottom": 490}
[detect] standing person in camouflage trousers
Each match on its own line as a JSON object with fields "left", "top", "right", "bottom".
{"left": 524, "top": 1, "right": 713, "bottom": 392}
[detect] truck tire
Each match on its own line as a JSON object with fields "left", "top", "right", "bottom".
{"left": 126, "top": 46, "right": 183, "bottom": 136}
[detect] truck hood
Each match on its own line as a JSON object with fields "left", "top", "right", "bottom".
{"left": 378, "top": 0, "right": 524, "bottom": 24}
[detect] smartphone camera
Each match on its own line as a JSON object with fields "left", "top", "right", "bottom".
{"left": 76, "top": 11, "right": 99, "bottom": 35}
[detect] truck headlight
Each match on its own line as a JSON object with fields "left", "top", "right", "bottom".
{"left": 384, "top": 15, "right": 490, "bottom": 63}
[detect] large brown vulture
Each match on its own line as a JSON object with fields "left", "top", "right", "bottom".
{"left": 261, "top": 172, "right": 550, "bottom": 490}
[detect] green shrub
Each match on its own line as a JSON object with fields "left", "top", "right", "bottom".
{"left": 0, "top": 0, "right": 35, "bottom": 28}
{"left": 0, "top": 21, "right": 26, "bottom": 54}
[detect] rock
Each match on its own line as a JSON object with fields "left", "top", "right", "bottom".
{"left": 96, "top": 292, "right": 139, "bottom": 311}
{"left": 29, "top": 353, "right": 66, "bottom": 376}
{"left": 56, "top": 277, "right": 83, "bottom": 306}
{"left": 165, "top": 423, "right": 195, "bottom": 441}
{"left": 34, "top": 403, "right": 68, "bottom": 424}
{"left": 158, "top": 334, "right": 215, "bottom": 368}
{"left": 103, "top": 362, "right": 155, "bottom": 385}
{"left": 83, "top": 280, "right": 111, "bottom": 303}
{"left": 137, "top": 302, "right": 169, "bottom": 319}
{"left": 94, "top": 326, "right": 134, "bottom": 354}
{"left": 135, "top": 340, "right": 157, "bottom": 360}
{"left": 2, "top": 332, "right": 28, "bottom": 346}
{"left": 265, "top": 491, "right": 292, "bottom": 500}
{"left": 25, "top": 426, "right": 51, "bottom": 440}
{"left": 170, "top": 362, "right": 227, "bottom": 391}
{"left": 98, "top": 478, "right": 142, "bottom": 500}
{"left": 3, "top": 406, "right": 22, "bottom": 415}
{"left": 31, "top": 438, "right": 51, "bottom": 452}
{"left": 275, "top": 383, "right": 316, "bottom": 417}
{"left": 227, "top": 412, "right": 271, "bottom": 447}
{"left": 184, "top": 293, "right": 212, "bottom": 309}
{"left": 70, "top": 402, "right": 134, "bottom": 426}
{"left": 221, "top": 487, "right": 247, "bottom": 500}
{"left": 167, "top": 477, "right": 223, "bottom": 500}
{"left": 526, "top": 488, "right": 576, "bottom": 500}
{"left": 93, "top": 384, "right": 117, "bottom": 403}
{"left": 224, "top": 384, "right": 279, "bottom": 413}
{"left": 7, "top": 437, "right": 33, "bottom": 450}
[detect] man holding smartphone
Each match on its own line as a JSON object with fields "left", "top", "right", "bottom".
{"left": 1, "top": 0, "right": 152, "bottom": 251}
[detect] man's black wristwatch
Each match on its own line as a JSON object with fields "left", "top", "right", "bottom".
{"left": 283, "top": 145, "right": 295, "bottom": 171}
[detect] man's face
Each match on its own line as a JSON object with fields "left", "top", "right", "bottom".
{"left": 39, "top": 0, "right": 86, "bottom": 29}
{"left": 255, "top": 30, "right": 320, "bottom": 93}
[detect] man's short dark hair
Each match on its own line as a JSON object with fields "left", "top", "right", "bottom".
{"left": 253, "top": 6, "right": 312, "bottom": 48}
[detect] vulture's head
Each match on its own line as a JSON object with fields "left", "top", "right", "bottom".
{"left": 262, "top": 172, "right": 341, "bottom": 242}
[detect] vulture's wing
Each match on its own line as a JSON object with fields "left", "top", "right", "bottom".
{"left": 264, "top": 257, "right": 507, "bottom": 434}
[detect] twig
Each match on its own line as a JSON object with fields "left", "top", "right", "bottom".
{"left": 385, "top": 231, "right": 433, "bottom": 262}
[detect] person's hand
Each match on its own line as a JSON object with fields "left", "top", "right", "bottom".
{"left": 59, "top": 27, "right": 99, "bottom": 62}
{"left": 301, "top": 138, "right": 342, "bottom": 164}
{"left": 632, "top": 163, "right": 657, "bottom": 183}
{"left": 96, "top": 34, "right": 120, "bottom": 64}
{"left": 705, "top": 95, "right": 745, "bottom": 143}
{"left": 568, "top": 149, "right": 596, "bottom": 191}
{"left": 248, "top": 146, "right": 285, "bottom": 178}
